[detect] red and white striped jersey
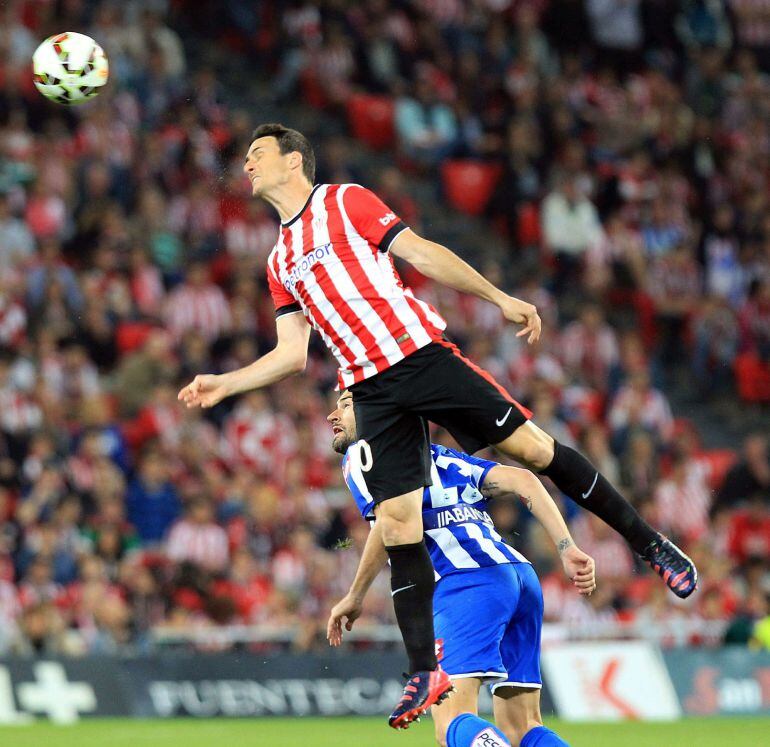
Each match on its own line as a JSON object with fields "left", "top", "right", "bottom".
{"left": 266, "top": 183, "right": 446, "bottom": 389}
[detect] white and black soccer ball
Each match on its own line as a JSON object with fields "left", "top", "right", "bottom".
{"left": 32, "top": 32, "right": 109, "bottom": 105}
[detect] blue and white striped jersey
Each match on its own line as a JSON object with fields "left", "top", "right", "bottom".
{"left": 342, "top": 442, "right": 529, "bottom": 581}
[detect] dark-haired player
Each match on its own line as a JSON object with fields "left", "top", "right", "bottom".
{"left": 327, "top": 389, "right": 583, "bottom": 747}
{"left": 179, "top": 123, "right": 697, "bottom": 728}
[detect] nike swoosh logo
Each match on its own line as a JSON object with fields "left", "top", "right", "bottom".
{"left": 581, "top": 472, "right": 599, "bottom": 500}
{"left": 495, "top": 407, "right": 513, "bottom": 427}
{"left": 391, "top": 583, "right": 416, "bottom": 597}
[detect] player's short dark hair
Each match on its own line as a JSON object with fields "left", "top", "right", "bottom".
{"left": 251, "top": 123, "right": 315, "bottom": 184}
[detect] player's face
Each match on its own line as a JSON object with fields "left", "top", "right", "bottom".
{"left": 328, "top": 391, "right": 357, "bottom": 454}
{"left": 243, "top": 137, "right": 291, "bottom": 197}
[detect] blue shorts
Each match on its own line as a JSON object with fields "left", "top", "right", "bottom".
{"left": 433, "top": 562, "right": 543, "bottom": 692}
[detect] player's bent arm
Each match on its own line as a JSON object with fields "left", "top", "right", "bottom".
{"left": 327, "top": 521, "right": 389, "bottom": 646}
{"left": 178, "top": 312, "right": 310, "bottom": 408}
{"left": 481, "top": 465, "right": 574, "bottom": 552}
{"left": 389, "top": 229, "right": 541, "bottom": 343}
{"left": 481, "top": 465, "right": 596, "bottom": 594}
{"left": 225, "top": 311, "right": 311, "bottom": 394}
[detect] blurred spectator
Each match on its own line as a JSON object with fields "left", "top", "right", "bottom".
{"left": 608, "top": 370, "right": 674, "bottom": 450}
{"left": 0, "top": 192, "right": 34, "bottom": 274}
{"left": 541, "top": 172, "right": 604, "bottom": 294}
{"left": 125, "top": 451, "right": 181, "bottom": 544}
{"left": 9, "top": 602, "right": 84, "bottom": 656}
{"left": 113, "top": 329, "right": 177, "bottom": 417}
{"left": 560, "top": 302, "right": 619, "bottom": 390}
{"left": 395, "top": 76, "right": 458, "bottom": 168}
{"left": 164, "top": 261, "right": 232, "bottom": 344}
{"left": 648, "top": 243, "right": 703, "bottom": 367}
{"left": 727, "top": 493, "right": 770, "bottom": 564}
{"left": 586, "top": 0, "right": 643, "bottom": 73}
{"left": 654, "top": 450, "right": 711, "bottom": 543}
{"left": 714, "top": 434, "right": 770, "bottom": 514}
{"left": 167, "top": 498, "right": 229, "bottom": 574}
{"left": 691, "top": 296, "right": 740, "bottom": 396}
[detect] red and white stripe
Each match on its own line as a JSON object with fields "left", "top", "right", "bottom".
{"left": 268, "top": 184, "right": 445, "bottom": 388}
{"left": 654, "top": 477, "right": 711, "bottom": 542}
{"left": 164, "top": 284, "right": 232, "bottom": 343}
{"left": 0, "top": 299, "right": 26, "bottom": 348}
{"left": 166, "top": 520, "right": 230, "bottom": 573}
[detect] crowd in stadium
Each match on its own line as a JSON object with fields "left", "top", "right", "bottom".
{"left": 1, "top": 0, "right": 770, "bottom": 655}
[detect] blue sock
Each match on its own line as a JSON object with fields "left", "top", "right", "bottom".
{"left": 446, "top": 713, "right": 510, "bottom": 747}
{"left": 520, "top": 725, "right": 570, "bottom": 747}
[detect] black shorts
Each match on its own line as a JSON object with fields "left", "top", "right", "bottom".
{"left": 348, "top": 340, "right": 531, "bottom": 503}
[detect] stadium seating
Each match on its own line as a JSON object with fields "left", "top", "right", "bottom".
{"left": 441, "top": 160, "right": 502, "bottom": 216}
{"left": 347, "top": 93, "right": 396, "bottom": 151}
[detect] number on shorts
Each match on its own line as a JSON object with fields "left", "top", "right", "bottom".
{"left": 352, "top": 439, "right": 373, "bottom": 472}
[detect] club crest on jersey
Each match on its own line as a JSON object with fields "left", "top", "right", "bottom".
{"left": 283, "top": 242, "right": 332, "bottom": 292}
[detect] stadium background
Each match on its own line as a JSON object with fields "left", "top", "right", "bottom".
{"left": 1, "top": 0, "right": 770, "bottom": 744}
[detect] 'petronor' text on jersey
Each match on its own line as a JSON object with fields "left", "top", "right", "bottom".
{"left": 283, "top": 243, "right": 332, "bottom": 293}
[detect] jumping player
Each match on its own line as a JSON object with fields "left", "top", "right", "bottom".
{"left": 178, "top": 124, "right": 697, "bottom": 728}
{"left": 327, "top": 389, "right": 588, "bottom": 746}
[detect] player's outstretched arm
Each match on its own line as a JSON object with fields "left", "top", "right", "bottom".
{"left": 389, "top": 229, "right": 541, "bottom": 344}
{"left": 481, "top": 465, "right": 596, "bottom": 595}
{"left": 327, "top": 520, "right": 389, "bottom": 647}
{"left": 177, "top": 312, "right": 311, "bottom": 408}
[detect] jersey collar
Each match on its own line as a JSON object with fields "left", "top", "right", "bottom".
{"left": 281, "top": 184, "right": 321, "bottom": 228}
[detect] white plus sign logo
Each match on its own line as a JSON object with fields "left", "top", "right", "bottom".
{"left": 17, "top": 662, "right": 97, "bottom": 724}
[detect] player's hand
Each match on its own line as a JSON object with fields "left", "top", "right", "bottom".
{"left": 561, "top": 545, "right": 596, "bottom": 596}
{"left": 326, "top": 593, "right": 363, "bottom": 647}
{"left": 498, "top": 295, "right": 541, "bottom": 344}
{"left": 177, "top": 374, "right": 232, "bottom": 409}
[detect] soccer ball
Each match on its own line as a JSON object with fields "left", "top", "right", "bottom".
{"left": 32, "top": 32, "right": 109, "bottom": 105}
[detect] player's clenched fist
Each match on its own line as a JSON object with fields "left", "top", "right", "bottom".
{"left": 561, "top": 545, "right": 596, "bottom": 596}
{"left": 177, "top": 373, "right": 231, "bottom": 409}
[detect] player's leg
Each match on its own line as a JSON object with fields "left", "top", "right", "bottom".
{"left": 493, "top": 563, "right": 569, "bottom": 746}
{"left": 431, "top": 566, "right": 520, "bottom": 747}
{"left": 413, "top": 339, "right": 696, "bottom": 599}
{"left": 494, "top": 422, "right": 697, "bottom": 598}
{"left": 374, "top": 488, "right": 437, "bottom": 676}
{"left": 495, "top": 420, "right": 657, "bottom": 552}
{"left": 347, "top": 384, "right": 450, "bottom": 726}
{"left": 433, "top": 680, "right": 511, "bottom": 747}
{"left": 493, "top": 688, "right": 568, "bottom": 747}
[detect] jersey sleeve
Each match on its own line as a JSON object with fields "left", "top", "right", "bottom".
{"left": 266, "top": 254, "right": 301, "bottom": 317}
{"left": 342, "top": 185, "right": 408, "bottom": 252}
{"left": 342, "top": 452, "right": 376, "bottom": 520}
{"left": 438, "top": 444, "right": 500, "bottom": 492}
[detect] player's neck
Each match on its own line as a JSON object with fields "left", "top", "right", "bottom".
{"left": 264, "top": 182, "right": 315, "bottom": 224}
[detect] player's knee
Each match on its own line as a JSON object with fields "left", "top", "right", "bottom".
{"left": 497, "top": 425, "right": 554, "bottom": 471}
{"left": 375, "top": 494, "right": 424, "bottom": 545}
{"left": 379, "top": 515, "right": 423, "bottom": 545}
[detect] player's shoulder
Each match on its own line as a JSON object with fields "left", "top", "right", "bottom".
{"left": 430, "top": 442, "right": 472, "bottom": 464}
{"left": 338, "top": 183, "right": 377, "bottom": 201}
{"left": 430, "top": 442, "right": 500, "bottom": 473}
